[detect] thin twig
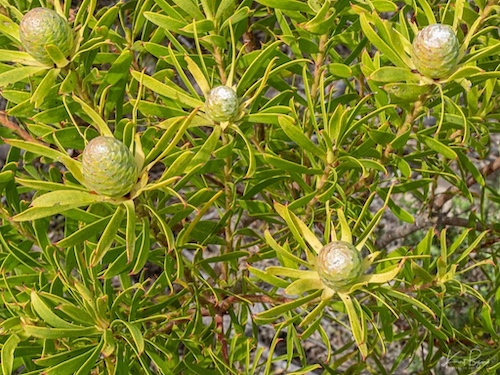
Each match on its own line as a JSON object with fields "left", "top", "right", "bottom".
{"left": 217, "top": 294, "right": 293, "bottom": 314}
{"left": 378, "top": 156, "right": 500, "bottom": 247}
{"left": 0, "top": 112, "right": 38, "bottom": 143}
{"left": 376, "top": 215, "right": 495, "bottom": 249}
{"left": 433, "top": 156, "right": 500, "bottom": 210}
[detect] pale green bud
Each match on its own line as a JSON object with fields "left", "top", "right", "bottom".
{"left": 19, "top": 7, "right": 73, "bottom": 65}
{"left": 82, "top": 136, "right": 138, "bottom": 198}
{"left": 411, "top": 24, "right": 460, "bottom": 79}
{"left": 317, "top": 241, "right": 363, "bottom": 291}
{"left": 205, "top": 86, "right": 239, "bottom": 122}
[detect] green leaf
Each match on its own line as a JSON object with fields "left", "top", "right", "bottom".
{"left": 0, "top": 66, "right": 48, "bottom": 87}
{"left": 23, "top": 325, "right": 98, "bottom": 339}
{"left": 274, "top": 202, "right": 323, "bottom": 254}
{"left": 185, "top": 54, "right": 210, "bottom": 95}
{"left": 31, "top": 291, "right": 84, "bottom": 329}
{"left": 264, "top": 230, "right": 310, "bottom": 268}
{"left": 248, "top": 266, "right": 290, "bottom": 288}
{"left": 130, "top": 220, "right": 151, "bottom": 275}
{"left": 369, "top": 67, "right": 420, "bottom": 82}
{"left": 383, "top": 83, "right": 432, "bottom": 102}
{"left": 72, "top": 94, "right": 113, "bottom": 136}
{"left": 4, "top": 139, "right": 66, "bottom": 160}
{"left": 73, "top": 341, "right": 105, "bottom": 375}
{"left": 0, "top": 13, "right": 21, "bottom": 43}
{"left": 44, "top": 342, "right": 103, "bottom": 375}
{"left": 417, "top": 135, "right": 457, "bottom": 159}
{"left": 285, "top": 278, "right": 324, "bottom": 295}
{"left": 301, "top": 0, "right": 334, "bottom": 34}
{"left": 265, "top": 154, "right": 323, "bottom": 174}
{"left": 13, "top": 191, "right": 107, "bottom": 221}
{"left": 56, "top": 215, "right": 111, "bottom": 247}
{"left": 456, "top": 150, "right": 485, "bottom": 186}
{"left": 266, "top": 266, "right": 319, "bottom": 279}
{"left": 278, "top": 116, "right": 324, "bottom": 159}
{"left": 415, "top": 0, "right": 436, "bottom": 24}
{"left": 1, "top": 334, "right": 20, "bottom": 375}
{"left": 120, "top": 321, "right": 145, "bottom": 355}
{"left": 338, "top": 293, "right": 368, "bottom": 359}
{"left": 455, "top": 231, "right": 488, "bottom": 264}
{"left": 382, "top": 288, "right": 436, "bottom": 317}
{"left": 237, "top": 41, "right": 281, "bottom": 93}
{"left": 255, "top": 0, "right": 311, "bottom": 12}
{"left": 328, "top": 63, "right": 352, "bottom": 78}
{"left": 31, "top": 68, "right": 61, "bottom": 107}
{"left": 44, "top": 44, "right": 70, "bottom": 67}
{"left": 124, "top": 200, "right": 136, "bottom": 263}
{"left": 131, "top": 70, "right": 204, "bottom": 109}
{"left": 90, "top": 205, "right": 126, "bottom": 266}
{"left": 407, "top": 306, "right": 448, "bottom": 340}
{"left": 444, "top": 66, "right": 483, "bottom": 82}
{"left": 230, "top": 124, "right": 256, "bottom": 178}
{"left": 359, "top": 13, "right": 409, "bottom": 69}
{"left": 188, "top": 126, "right": 221, "bottom": 169}
{"left": 255, "top": 290, "right": 321, "bottom": 321}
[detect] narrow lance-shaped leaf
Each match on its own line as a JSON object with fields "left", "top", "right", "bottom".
{"left": 31, "top": 291, "right": 84, "bottom": 329}
{"left": 255, "top": 290, "right": 321, "bottom": 321}
{"left": 1, "top": 334, "right": 20, "bottom": 375}
{"left": 131, "top": 219, "right": 151, "bottom": 275}
{"left": 43, "top": 341, "right": 104, "bottom": 375}
{"left": 72, "top": 94, "right": 113, "bottom": 136}
{"left": 131, "top": 70, "right": 204, "bottom": 109}
{"left": 278, "top": 116, "right": 324, "bottom": 159}
{"left": 31, "top": 68, "right": 61, "bottom": 107}
{"left": 124, "top": 199, "right": 136, "bottom": 263}
{"left": 0, "top": 66, "right": 48, "bottom": 87}
{"left": 23, "top": 325, "right": 99, "bottom": 339}
{"left": 90, "top": 205, "right": 126, "bottom": 266}
{"left": 338, "top": 292, "right": 368, "bottom": 359}
{"left": 13, "top": 190, "right": 109, "bottom": 221}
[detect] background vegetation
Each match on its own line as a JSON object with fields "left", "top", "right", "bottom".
{"left": 0, "top": 0, "right": 499, "bottom": 373}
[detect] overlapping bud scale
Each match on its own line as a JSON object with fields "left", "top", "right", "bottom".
{"left": 82, "top": 136, "right": 138, "bottom": 198}
{"left": 317, "top": 241, "right": 363, "bottom": 291}
{"left": 411, "top": 24, "right": 460, "bottom": 79}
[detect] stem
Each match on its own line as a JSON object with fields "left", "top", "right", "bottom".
{"left": 0, "top": 112, "right": 39, "bottom": 143}
{"left": 383, "top": 100, "right": 423, "bottom": 159}
{"left": 376, "top": 156, "right": 500, "bottom": 248}
{"left": 309, "top": 34, "right": 328, "bottom": 102}
{"left": 214, "top": 47, "right": 227, "bottom": 85}
{"left": 221, "top": 131, "right": 233, "bottom": 282}
{"left": 215, "top": 314, "right": 229, "bottom": 363}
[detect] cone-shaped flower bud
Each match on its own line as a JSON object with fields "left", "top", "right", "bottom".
{"left": 317, "top": 241, "right": 363, "bottom": 291}
{"left": 19, "top": 7, "right": 74, "bottom": 65}
{"left": 205, "top": 85, "right": 239, "bottom": 122}
{"left": 82, "top": 136, "right": 138, "bottom": 198}
{"left": 411, "top": 24, "right": 460, "bottom": 79}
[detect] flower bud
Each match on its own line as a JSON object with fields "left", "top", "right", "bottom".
{"left": 82, "top": 136, "right": 138, "bottom": 198}
{"left": 19, "top": 7, "right": 74, "bottom": 65}
{"left": 205, "top": 85, "right": 239, "bottom": 122}
{"left": 317, "top": 241, "right": 363, "bottom": 291}
{"left": 411, "top": 24, "right": 460, "bottom": 79}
